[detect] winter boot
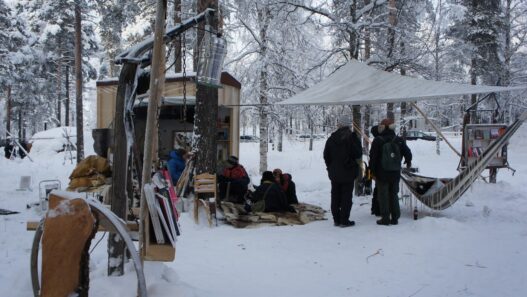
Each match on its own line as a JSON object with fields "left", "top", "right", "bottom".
{"left": 390, "top": 218, "right": 398, "bottom": 225}
{"left": 376, "top": 217, "right": 390, "bottom": 226}
{"left": 340, "top": 220, "right": 355, "bottom": 228}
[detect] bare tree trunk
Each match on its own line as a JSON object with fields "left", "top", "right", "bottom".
{"left": 74, "top": 3, "right": 84, "bottom": 163}
{"left": 278, "top": 125, "right": 283, "bottom": 152}
{"left": 386, "top": 0, "right": 396, "bottom": 120}
{"left": 289, "top": 114, "right": 293, "bottom": 134}
{"left": 308, "top": 110, "right": 314, "bottom": 151}
{"left": 194, "top": 0, "right": 219, "bottom": 174}
{"left": 363, "top": 2, "right": 372, "bottom": 152}
{"left": 6, "top": 86, "right": 11, "bottom": 138}
{"left": 57, "top": 58, "right": 62, "bottom": 127}
{"left": 399, "top": 41, "right": 407, "bottom": 136}
{"left": 502, "top": 0, "right": 511, "bottom": 87}
{"left": 259, "top": 108, "right": 268, "bottom": 173}
{"left": 18, "top": 108, "right": 22, "bottom": 140}
{"left": 470, "top": 58, "right": 478, "bottom": 123}
{"left": 65, "top": 65, "right": 70, "bottom": 126}
{"left": 349, "top": 1, "right": 362, "bottom": 148}
{"left": 258, "top": 5, "right": 271, "bottom": 173}
{"left": 173, "top": 0, "right": 182, "bottom": 73}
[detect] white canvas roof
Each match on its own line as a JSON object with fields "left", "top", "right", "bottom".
{"left": 278, "top": 60, "right": 526, "bottom": 106}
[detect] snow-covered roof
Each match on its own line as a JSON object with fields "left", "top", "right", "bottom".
{"left": 278, "top": 60, "right": 527, "bottom": 106}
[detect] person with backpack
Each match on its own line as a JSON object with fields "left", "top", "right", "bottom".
{"left": 323, "top": 115, "right": 363, "bottom": 227}
{"left": 219, "top": 155, "right": 251, "bottom": 203}
{"left": 369, "top": 118, "right": 412, "bottom": 225}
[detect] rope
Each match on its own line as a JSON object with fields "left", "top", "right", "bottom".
{"left": 352, "top": 121, "right": 372, "bottom": 145}
{"left": 411, "top": 102, "right": 461, "bottom": 157}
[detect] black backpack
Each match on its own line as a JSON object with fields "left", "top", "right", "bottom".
{"left": 381, "top": 136, "right": 402, "bottom": 171}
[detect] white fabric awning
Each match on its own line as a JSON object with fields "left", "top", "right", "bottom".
{"left": 278, "top": 60, "right": 526, "bottom": 106}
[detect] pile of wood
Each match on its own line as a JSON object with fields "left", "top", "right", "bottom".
{"left": 219, "top": 202, "right": 326, "bottom": 228}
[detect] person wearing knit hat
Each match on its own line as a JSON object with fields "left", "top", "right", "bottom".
{"left": 227, "top": 155, "right": 239, "bottom": 165}
{"left": 273, "top": 168, "right": 299, "bottom": 205}
{"left": 323, "top": 114, "right": 363, "bottom": 227}
{"left": 337, "top": 114, "right": 353, "bottom": 128}
{"left": 377, "top": 118, "right": 396, "bottom": 134}
{"left": 219, "top": 155, "right": 250, "bottom": 203}
{"left": 247, "top": 171, "right": 295, "bottom": 213}
{"left": 369, "top": 118, "right": 412, "bottom": 226}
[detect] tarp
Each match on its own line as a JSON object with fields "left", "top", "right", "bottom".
{"left": 278, "top": 60, "right": 527, "bottom": 106}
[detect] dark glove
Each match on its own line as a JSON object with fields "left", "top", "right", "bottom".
{"left": 244, "top": 202, "right": 252, "bottom": 213}
{"left": 405, "top": 160, "right": 412, "bottom": 169}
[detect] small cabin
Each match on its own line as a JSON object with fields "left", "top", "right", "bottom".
{"left": 95, "top": 72, "right": 241, "bottom": 162}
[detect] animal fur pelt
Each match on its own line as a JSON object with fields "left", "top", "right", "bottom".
{"left": 219, "top": 202, "right": 326, "bottom": 228}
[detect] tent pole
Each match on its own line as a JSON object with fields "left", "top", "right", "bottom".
{"left": 352, "top": 121, "right": 371, "bottom": 145}
{"left": 410, "top": 102, "right": 461, "bottom": 157}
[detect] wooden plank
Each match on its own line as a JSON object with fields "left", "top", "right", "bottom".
{"left": 144, "top": 243, "right": 175, "bottom": 262}
{"left": 27, "top": 221, "right": 139, "bottom": 232}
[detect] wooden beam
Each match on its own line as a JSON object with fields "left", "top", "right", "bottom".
{"left": 139, "top": 0, "right": 167, "bottom": 261}
{"left": 27, "top": 221, "right": 139, "bottom": 232}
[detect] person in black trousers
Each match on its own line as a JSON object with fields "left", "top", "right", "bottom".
{"left": 323, "top": 115, "right": 363, "bottom": 227}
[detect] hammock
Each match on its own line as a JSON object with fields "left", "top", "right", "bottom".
{"left": 401, "top": 111, "right": 527, "bottom": 210}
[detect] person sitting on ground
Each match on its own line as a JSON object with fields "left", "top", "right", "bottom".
{"left": 167, "top": 148, "right": 189, "bottom": 185}
{"left": 249, "top": 171, "right": 295, "bottom": 213}
{"left": 219, "top": 156, "right": 250, "bottom": 203}
{"left": 273, "top": 168, "right": 298, "bottom": 205}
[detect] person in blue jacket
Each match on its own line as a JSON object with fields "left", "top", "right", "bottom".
{"left": 167, "top": 148, "right": 188, "bottom": 184}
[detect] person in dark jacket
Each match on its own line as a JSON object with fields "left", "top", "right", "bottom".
{"left": 369, "top": 118, "right": 412, "bottom": 225}
{"left": 249, "top": 171, "right": 294, "bottom": 213}
{"left": 370, "top": 125, "right": 380, "bottom": 216}
{"left": 273, "top": 168, "right": 299, "bottom": 205}
{"left": 219, "top": 155, "right": 250, "bottom": 203}
{"left": 4, "top": 142, "right": 14, "bottom": 159}
{"left": 323, "top": 115, "right": 363, "bottom": 227}
{"left": 167, "top": 148, "right": 188, "bottom": 184}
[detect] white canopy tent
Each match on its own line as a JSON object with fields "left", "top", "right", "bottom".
{"left": 278, "top": 60, "right": 526, "bottom": 106}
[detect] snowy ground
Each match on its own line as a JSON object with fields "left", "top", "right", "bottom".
{"left": 1, "top": 126, "right": 527, "bottom": 297}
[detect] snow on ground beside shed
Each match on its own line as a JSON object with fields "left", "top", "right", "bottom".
{"left": 0, "top": 126, "right": 526, "bottom": 297}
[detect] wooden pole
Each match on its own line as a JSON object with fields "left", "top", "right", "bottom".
{"left": 139, "top": 0, "right": 167, "bottom": 260}
{"left": 411, "top": 102, "right": 461, "bottom": 157}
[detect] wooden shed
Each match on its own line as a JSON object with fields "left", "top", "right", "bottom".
{"left": 95, "top": 72, "right": 241, "bottom": 162}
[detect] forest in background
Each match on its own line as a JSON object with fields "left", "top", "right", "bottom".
{"left": 1, "top": 0, "right": 526, "bottom": 159}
